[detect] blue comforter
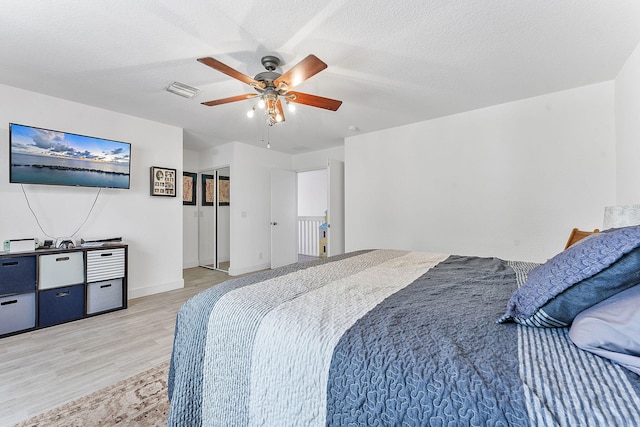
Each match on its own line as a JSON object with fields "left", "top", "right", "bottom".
{"left": 167, "top": 250, "right": 640, "bottom": 426}
{"left": 327, "top": 255, "right": 526, "bottom": 425}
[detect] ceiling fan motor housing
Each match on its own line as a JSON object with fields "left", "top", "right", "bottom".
{"left": 261, "top": 55, "right": 281, "bottom": 71}
{"left": 255, "top": 56, "right": 283, "bottom": 92}
{"left": 254, "top": 71, "right": 281, "bottom": 84}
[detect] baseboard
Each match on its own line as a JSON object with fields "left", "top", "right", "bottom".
{"left": 127, "top": 278, "right": 184, "bottom": 299}
{"left": 183, "top": 260, "right": 199, "bottom": 269}
{"left": 229, "top": 262, "right": 270, "bottom": 276}
{"left": 199, "top": 257, "right": 215, "bottom": 266}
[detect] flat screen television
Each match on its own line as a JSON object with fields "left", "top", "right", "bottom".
{"left": 9, "top": 123, "right": 131, "bottom": 189}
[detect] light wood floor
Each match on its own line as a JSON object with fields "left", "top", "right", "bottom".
{"left": 0, "top": 267, "right": 231, "bottom": 427}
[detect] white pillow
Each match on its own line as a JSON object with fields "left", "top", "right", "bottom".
{"left": 569, "top": 284, "right": 640, "bottom": 375}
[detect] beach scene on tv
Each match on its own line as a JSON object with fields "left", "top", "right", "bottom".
{"left": 10, "top": 124, "right": 131, "bottom": 189}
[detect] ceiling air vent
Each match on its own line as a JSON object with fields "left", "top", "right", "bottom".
{"left": 165, "top": 81, "right": 201, "bottom": 99}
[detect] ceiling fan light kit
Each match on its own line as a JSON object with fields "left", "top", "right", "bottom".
{"left": 198, "top": 54, "right": 342, "bottom": 126}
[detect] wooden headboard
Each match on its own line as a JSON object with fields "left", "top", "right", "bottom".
{"left": 564, "top": 227, "right": 599, "bottom": 250}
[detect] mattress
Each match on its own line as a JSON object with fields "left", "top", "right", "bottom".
{"left": 167, "top": 249, "right": 640, "bottom": 426}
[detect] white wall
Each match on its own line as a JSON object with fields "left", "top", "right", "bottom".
{"left": 0, "top": 84, "right": 184, "bottom": 298}
{"left": 298, "top": 169, "right": 327, "bottom": 217}
{"left": 345, "top": 82, "right": 616, "bottom": 263}
{"left": 230, "top": 143, "right": 292, "bottom": 274}
{"left": 615, "top": 41, "right": 640, "bottom": 205}
{"left": 292, "top": 146, "right": 344, "bottom": 171}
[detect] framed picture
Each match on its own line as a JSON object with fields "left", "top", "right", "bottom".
{"left": 183, "top": 172, "right": 197, "bottom": 205}
{"left": 150, "top": 166, "right": 176, "bottom": 197}
{"left": 218, "top": 175, "right": 230, "bottom": 206}
{"left": 201, "top": 174, "right": 215, "bottom": 206}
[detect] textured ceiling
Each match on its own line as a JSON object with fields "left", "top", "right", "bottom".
{"left": 1, "top": 0, "right": 640, "bottom": 154}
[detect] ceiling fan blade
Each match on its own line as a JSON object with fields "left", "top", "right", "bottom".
{"left": 201, "top": 94, "right": 258, "bottom": 106}
{"left": 276, "top": 99, "right": 285, "bottom": 122}
{"left": 197, "top": 57, "right": 262, "bottom": 87}
{"left": 274, "top": 55, "right": 327, "bottom": 90}
{"left": 287, "top": 91, "right": 342, "bottom": 111}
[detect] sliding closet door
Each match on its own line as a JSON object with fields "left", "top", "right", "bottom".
{"left": 198, "top": 166, "right": 231, "bottom": 272}
{"left": 198, "top": 169, "right": 215, "bottom": 269}
{"left": 216, "top": 167, "right": 231, "bottom": 272}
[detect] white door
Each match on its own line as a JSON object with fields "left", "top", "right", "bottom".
{"left": 327, "top": 159, "right": 345, "bottom": 256}
{"left": 271, "top": 169, "right": 298, "bottom": 269}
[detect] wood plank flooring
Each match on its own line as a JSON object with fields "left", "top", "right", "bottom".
{"left": 0, "top": 267, "right": 231, "bottom": 427}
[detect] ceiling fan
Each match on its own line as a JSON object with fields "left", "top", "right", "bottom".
{"left": 197, "top": 54, "right": 342, "bottom": 125}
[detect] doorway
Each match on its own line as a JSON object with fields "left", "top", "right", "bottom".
{"left": 294, "top": 160, "right": 344, "bottom": 260}
{"left": 297, "top": 169, "right": 327, "bottom": 260}
{"left": 270, "top": 160, "right": 344, "bottom": 269}
{"left": 198, "top": 166, "right": 231, "bottom": 272}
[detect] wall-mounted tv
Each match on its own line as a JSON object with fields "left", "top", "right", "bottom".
{"left": 9, "top": 123, "right": 131, "bottom": 189}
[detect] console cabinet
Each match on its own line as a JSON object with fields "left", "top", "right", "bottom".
{"left": 0, "top": 245, "right": 127, "bottom": 337}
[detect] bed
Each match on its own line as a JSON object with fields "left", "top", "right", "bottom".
{"left": 167, "top": 226, "right": 640, "bottom": 426}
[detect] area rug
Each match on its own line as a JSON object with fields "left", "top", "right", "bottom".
{"left": 15, "top": 362, "right": 170, "bottom": 427}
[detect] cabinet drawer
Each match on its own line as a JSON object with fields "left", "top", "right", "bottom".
{"left": 0, "top": 292, "right": 36, "bottom": 335}
{"left": 87, "top": 278, "right": 123, "bottom": 314}
{"left": 0, "top": 256, "right": 36, "bottom": 296}
{"left": 86, "top": 248, "right": 125, "bottom": 282}
{"left": 39, "top": 252, "right": 85, "bottom": 290}
{"left": 38, "top": 285, "right": 85, "bottom": 328}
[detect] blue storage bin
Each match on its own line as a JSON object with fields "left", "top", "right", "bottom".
{"left": 0, "top": 256, "right": 36, "bottom": 296}
{"left": 38, "top": 285, "right": 85, "bottom": 328}
{"left": 0, "top": 292, "right": 36, "bottom": 335}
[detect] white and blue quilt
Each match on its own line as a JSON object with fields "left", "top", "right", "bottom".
{"left": 167, "top": 250, "right": 640, "bottom": 426}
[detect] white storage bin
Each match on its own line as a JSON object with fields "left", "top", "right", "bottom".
{"left": 39, "top": 252, "right": 85, "bottom": 290}
{"left": 87, "top": 278, "right": 123, "bottom": 314}
{"left": 86, "top": 248, "right": 125, "bottom": 282}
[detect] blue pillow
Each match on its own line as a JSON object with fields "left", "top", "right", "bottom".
{"left": 498, "top": 225, "right": 640, "bottom": 327}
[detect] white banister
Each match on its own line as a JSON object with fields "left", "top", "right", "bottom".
{"left": 298, "top": 216, "right": 324, "bottom": 256}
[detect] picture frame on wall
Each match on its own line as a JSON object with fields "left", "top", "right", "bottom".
{"left": 201, "top": 173, "right": 214, "bottom": 206}
{"left": 183, "top": 172, "right": 197, "bottom": 205}
{"left": 218, "top": 175, "right": 230, "bottom": 206}
{"left": 150, "top": 166, "right": 177, "bottom": 197}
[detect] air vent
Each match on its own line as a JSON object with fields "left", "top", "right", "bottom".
{"left": 165, "top": 81, "right": 201, "bottom": 99}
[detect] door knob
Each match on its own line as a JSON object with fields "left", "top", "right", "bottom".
{"left": 270, "top": 222, "right": 278, "bottom": 226}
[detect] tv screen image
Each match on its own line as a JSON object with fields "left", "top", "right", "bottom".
{"left": 9, "top": 123, "right": 131, "bottom": 189}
